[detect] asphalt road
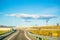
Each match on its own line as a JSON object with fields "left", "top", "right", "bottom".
{"left": 3, "top": 30, "right": 30, "bottom": 40}
{"left": 14, "top": 30, "right": 28, "bottom": 40}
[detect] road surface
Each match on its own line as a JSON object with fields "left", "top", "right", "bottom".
{"left": 3, "top": 30, "right": 31, "bottom": 40}
{"left": 14, "top": 30, "right": 28, "bottom": 40}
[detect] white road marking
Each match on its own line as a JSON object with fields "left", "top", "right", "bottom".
{"left": 7, "top": 31, "right": 19, "bottom": 40}
{"left": 24, "top": 32, "right": 31, "bottom": 40}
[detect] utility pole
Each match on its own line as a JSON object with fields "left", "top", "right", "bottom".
{"left": 46, "top": 19, "right": 49, "bottom": 26}
{"left": 57, "top": 23, "right": 59, "bottom": 26}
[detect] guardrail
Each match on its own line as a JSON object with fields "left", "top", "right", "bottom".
{"left": 28, "top": 32, "right": 60, "bottom": 40}
{"left": 0, "top": 30, "right": 16, "bottom": 40}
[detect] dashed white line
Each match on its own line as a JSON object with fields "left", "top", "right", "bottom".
{"left": 24, "top": 32, "right": 31, "bottom": 40}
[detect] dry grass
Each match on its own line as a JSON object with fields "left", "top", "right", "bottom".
{"left": 28, "top": 26, "right": 60, "bottom": 37}
{"left": 0, "top": 28, "right": 12, "bottom": 35}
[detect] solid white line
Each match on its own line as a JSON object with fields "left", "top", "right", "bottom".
{"left": 24, "top": 32, "right": 31, "bottom": 40}
{"left": 7, "top": 31, "right": 19, "bottom": 40}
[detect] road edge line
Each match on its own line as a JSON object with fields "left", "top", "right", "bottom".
{"left": 24, "top": 32, "right": 31, "bottom": 40}
{"left": 7, "top": 31, "right": 19, "bottom": 40}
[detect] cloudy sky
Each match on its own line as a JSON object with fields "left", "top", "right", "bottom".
{"left": 0, "top": 0, "right": 60, "bottom": 26}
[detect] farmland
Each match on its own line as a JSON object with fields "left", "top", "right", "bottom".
{"left": 28, "top": 26, "right": 60, "bottom": 37}
{"left": 0, "top": 30, "right": 9, "bottom": 35}
{"left": 0, "top": 28, "right": 12, "bottom": 35}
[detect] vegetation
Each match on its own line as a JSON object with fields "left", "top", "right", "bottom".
{"left": 0, "top": 30, "right": 10, "bottom": 35}
{"left": 0, "top": 25, "right": 14, "bottom": 35}
{"left": 28, "top": 26, "right": 60, "bottom": 37}
{"left": 0, "top": 28, "right": 12, "bottom": 35}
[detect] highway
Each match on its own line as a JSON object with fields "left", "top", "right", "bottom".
{"left": 3, "top": 30, "right": 32, "bottom": 40}
{"left": 2, "top": 29, "right": 60, "bottom": 40}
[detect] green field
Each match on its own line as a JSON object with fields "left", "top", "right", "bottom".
{"left": 0, "top": 30, "right": 10, "bottom": 35}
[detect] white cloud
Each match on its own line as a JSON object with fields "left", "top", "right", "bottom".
{"left": 5, "top": 13, "right": 39, "bottom": 18}
{"left": 5, "top": 14, "right": 16, "bottom": 16}
{"left": 5, "top": 7, "right": 58, "bottom": 19}
{"left": 5, "top": 13, "right": 57, "bottom": 20}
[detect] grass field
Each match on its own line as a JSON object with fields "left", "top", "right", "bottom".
{"left": 28, "top": 26, "right": 60, "bottom": 37}
{"left": 0, "top": 28, "right": 12, "bottom": 35}
{"left": 0, "top": 30, "right": 9, "bottom": 35}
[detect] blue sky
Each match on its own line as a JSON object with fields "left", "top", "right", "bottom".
{"left": 0, "top": 0, "right": 60, "bottom": 26}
